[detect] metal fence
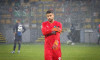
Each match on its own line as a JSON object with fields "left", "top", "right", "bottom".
{"left": 0, "top": 0, "right": 100, "bottom": 43}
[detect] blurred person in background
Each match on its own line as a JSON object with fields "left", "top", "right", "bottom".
{"left": 67, "top": 24, "right": 75, "bottom": 45}
{"left": 11, "top": 20, "right": 26, "bottom": 53}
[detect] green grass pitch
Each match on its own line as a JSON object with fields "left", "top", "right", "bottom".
{"left": 0, "top": 44, "right": 100, "bottom": 60}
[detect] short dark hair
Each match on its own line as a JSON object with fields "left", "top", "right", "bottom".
{"left": 46, "top": 10, "right": 53, "bottom": 14}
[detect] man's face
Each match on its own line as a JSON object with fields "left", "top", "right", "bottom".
{"left": 16, "top": 20, "right": 20, "bottom": 23}
{"left": 46, "top": 13, "right": 54, "bottom": 22}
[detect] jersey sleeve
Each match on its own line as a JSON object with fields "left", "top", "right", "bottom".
{"left": 41, "top": 22, "right": 52, "bottom": 36}
{"left": 58, "top": 22, "right": 62, "bottom": 33}
{"left": 13, "top": 24, "right": 17, "bottom": 33}
{"left": 22, "top": 26, "right": 26, "bottom": 33}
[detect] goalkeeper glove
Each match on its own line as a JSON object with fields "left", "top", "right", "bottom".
{"left": 52, "top": 40, "right": 59, "bottom": 50}
{"left": 52, "top": 26, "right": 61, "bottom": 33}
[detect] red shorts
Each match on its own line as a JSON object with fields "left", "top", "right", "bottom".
{"left": 44, "top": 47, "right": 61, "bottom": 60}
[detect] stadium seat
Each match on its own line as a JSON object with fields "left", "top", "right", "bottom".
{"left": 0, "top": 32, "right": 6, "bottom": 43}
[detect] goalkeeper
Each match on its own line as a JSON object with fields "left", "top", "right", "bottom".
{"left": 41, "top": 10, "right": 62, "bottom": 60}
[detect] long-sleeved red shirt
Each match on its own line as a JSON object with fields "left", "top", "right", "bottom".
{"left": 41, "top": 21, "right": 62, "bottom": 49}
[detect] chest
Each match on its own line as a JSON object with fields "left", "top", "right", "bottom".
{"left": 45, "top": 22, "right": 59, "bottom": 28}
{"left": 16, "top": 24, "right": 23, "bottom": 31}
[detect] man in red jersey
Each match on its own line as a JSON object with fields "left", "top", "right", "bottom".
{"left": 41, "top": 10, "right": 62, "bottom": 60}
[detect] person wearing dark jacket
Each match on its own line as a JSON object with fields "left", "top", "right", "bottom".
{"left": 11, "top": 20, "right": 26, "bottom": 53}
{"left": 70, "top": 24, "right": 75, "bottom": 42}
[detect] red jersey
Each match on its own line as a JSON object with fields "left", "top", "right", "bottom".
{"left": 41, "top": 21, "right": 62, "bottom": 48}
{"left": 41, "top": 20, "right": 62, "bottom": 60}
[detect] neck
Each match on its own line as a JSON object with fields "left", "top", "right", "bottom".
{"left": 49, "top": 19, "right": 54, "bottom": 23}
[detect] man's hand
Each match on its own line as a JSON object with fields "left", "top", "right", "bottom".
{"left": 52, "top": 27, "right": 62, "bottom": 33}
{"left": 52, "top": 27, "right": 58, "bottom": 31}
{"left": 14, "top": 32, "right": 16, "bottom": 35}
{"left": 52, "top": 40, "right": 59, "bottom": 50}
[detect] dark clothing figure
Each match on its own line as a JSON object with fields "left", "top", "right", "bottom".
{"left": 70, "top": 24, "right": 75, "bottom": 42}
{"left": 67, "top": 32, "right": 71, "bottom": 40}
{"left": 12, "top": 20, "right": 26, "bottom": 53}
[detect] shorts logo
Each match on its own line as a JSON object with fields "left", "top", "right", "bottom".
{"left": 58, "top": 57, "right": 61, "bottom": 60}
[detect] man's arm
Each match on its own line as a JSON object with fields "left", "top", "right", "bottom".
{"left": 13, "top": 24, "right": 16, "bottom": 35}
{"left": 22, "top": 26, "right": 26, "bottom": 33}
{"left": 52, "top": 22, "right": 62, "bottom": 50}
{"left": 52, "top": 22, "right": 62, "bottom": 33}
{"left": 57, "top": 22, "right": 62, "bottom": 33}
{"left": 41, "top": 23, "right": 52, "bottom": 36}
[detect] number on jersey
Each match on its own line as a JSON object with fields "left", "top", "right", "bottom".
{"left": 18, "top": 24, "right": 23, "bottom": 32}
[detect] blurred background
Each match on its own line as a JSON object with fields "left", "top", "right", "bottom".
{"left": 0, "top": 0, "right": 100, "bottom": 44}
